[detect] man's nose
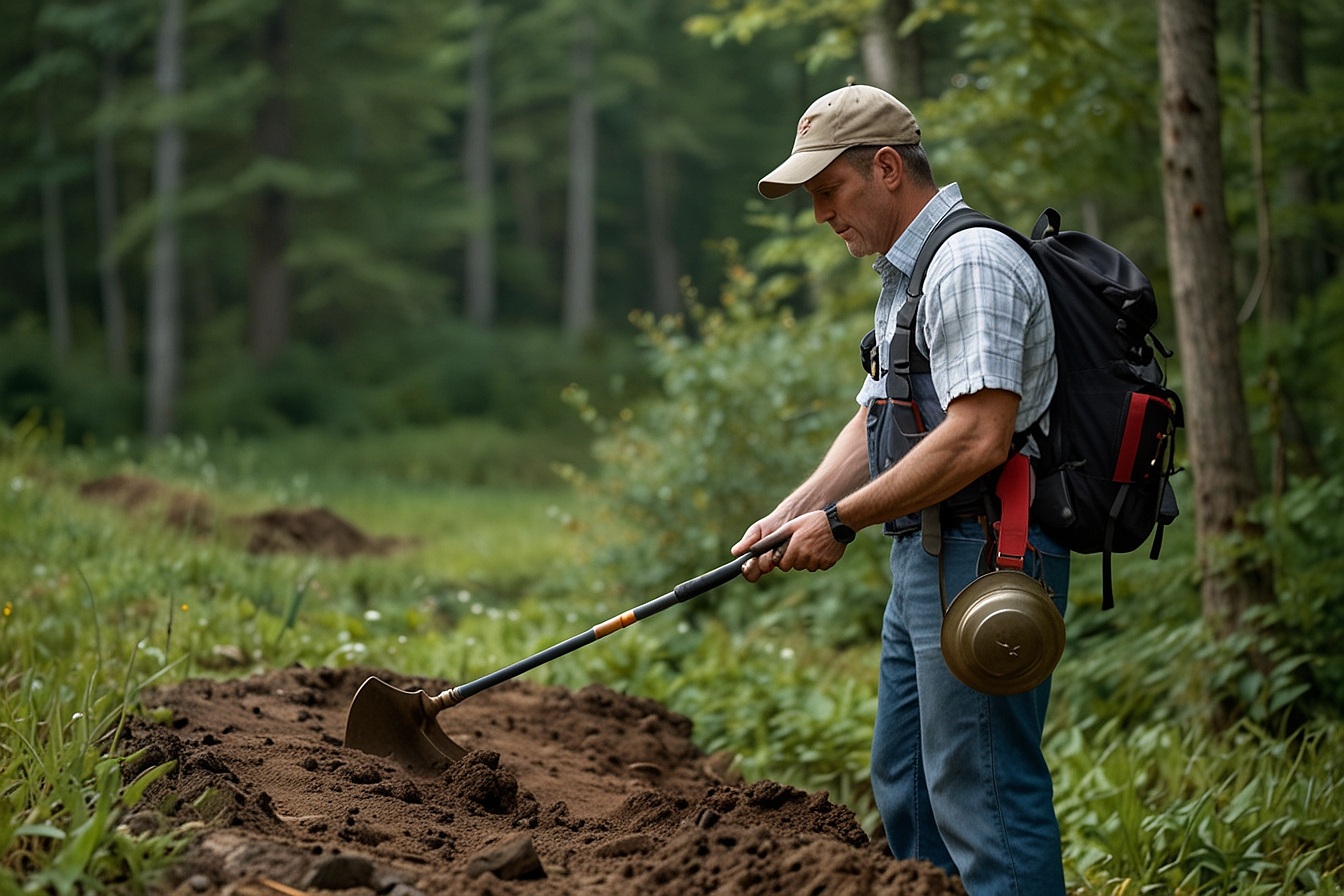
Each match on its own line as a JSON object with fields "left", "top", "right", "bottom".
{"left": 812, "top": 197, "right": 831, "bottom": 224}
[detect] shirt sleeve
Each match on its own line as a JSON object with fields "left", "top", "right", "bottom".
{"left": 856, "top": 373, "right": 884, "bottom": 407}
{"left": 917, "top": 230, "right": 1044, "bottom": 410}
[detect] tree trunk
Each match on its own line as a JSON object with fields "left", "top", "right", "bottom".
{"left": 562, "top": 10, "right": 597, "bottom": 339}
{"left": 861, "top": 0, "right": 922, "bottom": 99}
{"left": 248, "top": 0, "right": 292, "bottom": 364}
{"left": 38, "top": 76, "right": 71, "bottom": 365}
{"left": 642, "top": 147, "right": 680, "bottom": 317}
{"left": 96, "top": 53, "right": 130, "bottom": 378}
{"left": 464, "top": 0, "right": 495, "bottom": 328}
{"left": 1156, "top": 0, "right": 1274, "bottom": 634}
{"left": 146, "top": 0, "right": 185, "bottom": 439}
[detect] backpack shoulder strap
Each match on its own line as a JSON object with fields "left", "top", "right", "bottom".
{"left": 909, "top": 206, "right": 1063, "bottom": 299}
{"left": 907, "top": 207, "right": 1029, "bottom": 300}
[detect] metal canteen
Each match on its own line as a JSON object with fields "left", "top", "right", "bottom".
{"left": 940, "top": 569, "right": 1065, "bottom": 696}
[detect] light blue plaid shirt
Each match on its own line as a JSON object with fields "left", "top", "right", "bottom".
{"left": 856, "top": 183, "right": 1056, "bottom": 435}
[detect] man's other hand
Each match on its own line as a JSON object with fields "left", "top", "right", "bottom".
{"left": 734, "top": 510, "right": 846, "bottom": 582}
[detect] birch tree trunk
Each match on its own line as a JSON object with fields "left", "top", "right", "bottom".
{"left": 562, "top": 10, "right": 597, "bottom": 338}
{"left": 38, "top": 77, "right": 72, "bottom": 365}
{"left": 861, "top": 0, "right": 922, "bottom": 99}
{"left": 248, "top": 0, "right": 292, "bottom": 363}
{"left": 464, "top": 0, "right": 495, "bottom": 328}
{"left": 146, "top": 0, "right": 185, "bottom": 438}
{"left": 96, "top": 53, "right": 129, "bottom": 378}
{"left": 1157, "top": 0, "right": 1274, "bottom": 634}
{"left": 642, "top": 148, "right": 680, "bottom": 318}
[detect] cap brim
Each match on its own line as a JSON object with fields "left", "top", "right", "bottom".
{"left": 757, "top": 147, "right": 847, "bottom": 200}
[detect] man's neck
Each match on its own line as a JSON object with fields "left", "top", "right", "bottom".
{"left": 881, "top": 184, "right": 941, "bottom": 255}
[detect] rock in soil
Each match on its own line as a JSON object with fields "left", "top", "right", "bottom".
{"left": 465, "top": 833, "right": 545, "bottom": 880}
{"left": 125, "top": 666, "right": 965, "bottom": 895}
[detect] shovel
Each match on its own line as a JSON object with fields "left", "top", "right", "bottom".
{"left": 344, "top": 535, "right": 787, "bottom": 773}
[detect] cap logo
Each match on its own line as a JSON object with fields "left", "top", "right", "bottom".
{"left": 797, "top": 116, "right": 813, "bottom": 136}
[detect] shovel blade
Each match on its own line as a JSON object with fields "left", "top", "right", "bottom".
{"left": 343, "top": 676, "right": 468, "bottom": 773}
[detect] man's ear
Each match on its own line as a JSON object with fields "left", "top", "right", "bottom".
{"left": 873, "top": 146, "right": 904, "bottom": 192}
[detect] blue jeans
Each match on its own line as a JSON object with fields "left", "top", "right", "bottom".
{"left": 870, "top": 520, "right": 1069, "bottom": 896}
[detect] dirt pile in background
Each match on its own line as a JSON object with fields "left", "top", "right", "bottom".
{"left": 124, "top": 666, "right": 964, "bottom": 896}
{"left": 239, "top": 508, "right": 402, "bottom": 558}
{"left": 79, "top": 475, "right": 401, "bottom": 558}
{"left": 81, "top": 474, "right": 214, "bottom": 535}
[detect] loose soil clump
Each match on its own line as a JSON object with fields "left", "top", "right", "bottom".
{"left": 125, "top": 666, "right": 964, "bottom": 896}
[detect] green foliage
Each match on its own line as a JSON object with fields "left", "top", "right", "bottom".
{"left": 0, "top": 314, "right": 650, "bottom": 446}
{"left": 0, "top": 0, "right": 838, "bottom": 443}
{"left": 1052, "top": 720, "right": 1343, "bottom": 893}
{"left": 0, "top": 530, "right": 188, "bottom": 893}
{"left": 0, "top": 319, "right": 139, "bottom": 442}
{"left": 5, "top": 398, "right": 1344, "bottom": 893}
{"left": 562, "top": 226, "right": 901, "bottom": 646}
{"left": 1249, "top": 473, "right": 1344, "bottom": 709}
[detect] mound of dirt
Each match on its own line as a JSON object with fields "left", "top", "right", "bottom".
{"left": 239, "top": 508, "right": 401, "bottom": 558}
{"left": 81, "top": 473, "right": 168, "bottom": 510}
{"left": 80, "top": 475, "right": 400, "bottom": 558}
{"left": 124, "top": 667, "right": 964, "bottom": 896}
{"left": 81, "top": 474, "right": 214, "bottom": 535}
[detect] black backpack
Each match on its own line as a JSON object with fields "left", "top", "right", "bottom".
{"left": 906, "top": 206, "right": 1183, "bottom": 609}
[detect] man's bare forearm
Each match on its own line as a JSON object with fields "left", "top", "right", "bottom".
{"left": 835, "top": 390, "right": 1018, "bottom": 531}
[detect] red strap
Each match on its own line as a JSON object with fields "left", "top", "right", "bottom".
{"left": 994, "top": 453, "right": 1032, "bottom": 571}
{"left": 1113, "top": 394, "right": 1154, "bottom": 482}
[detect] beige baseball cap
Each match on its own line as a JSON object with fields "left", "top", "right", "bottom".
{"left": 757, "top": 84, "right": 921, "bottom": 199}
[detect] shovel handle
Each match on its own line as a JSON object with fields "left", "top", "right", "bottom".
{"left": 438, "top": 533, "right": 789, "bottom": 708}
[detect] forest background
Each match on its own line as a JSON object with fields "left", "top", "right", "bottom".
{"left": 3, "top": 0, "right": 1344, "bottom": 892}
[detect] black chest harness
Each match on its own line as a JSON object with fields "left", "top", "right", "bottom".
{"left": 861, "top": 215, "right": 1041, "bottom": 576}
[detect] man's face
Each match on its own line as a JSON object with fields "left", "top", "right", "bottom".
{"left": 804, "top": 155, "right": 899, "bottom": 258}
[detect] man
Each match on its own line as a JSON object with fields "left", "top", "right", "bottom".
{"left": 731, "top": 83, "right": 1070, "bottom": 895}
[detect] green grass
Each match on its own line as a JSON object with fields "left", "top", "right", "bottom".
{"left": 2, "top": 416, "right": 1341, "bottom": 894}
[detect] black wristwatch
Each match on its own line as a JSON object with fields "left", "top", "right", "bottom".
{"left": 823, "top": 502, "right": 856, "bottom": 544}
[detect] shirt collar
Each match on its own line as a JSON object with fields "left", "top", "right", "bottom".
{"left": 873, "top": 183, "right": 965, "bottom": 279}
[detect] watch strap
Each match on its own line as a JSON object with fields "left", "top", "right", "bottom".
{"left": 823, "top": 502, "right": 856, "bottom": 543}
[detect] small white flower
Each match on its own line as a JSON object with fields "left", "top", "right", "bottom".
{"left": 780, "top": 648, "right": 796, "bottom": 660}
{"left": 363, "top": 610, "right": 382, "bottom": 622}
{"left": 471, "top": 603, "right": 484, "bottom": 615}
{"left": 457, "top": 590, "right": 471, "bottom": 603}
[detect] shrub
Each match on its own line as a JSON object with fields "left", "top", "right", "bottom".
{"left": 565, "top": 226, "right": 901, "bottom": 647}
